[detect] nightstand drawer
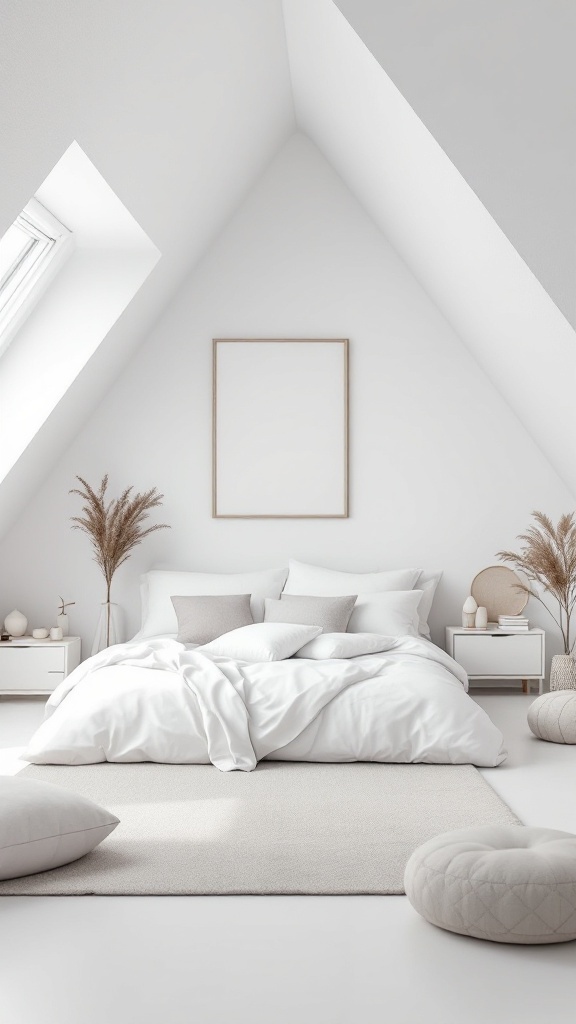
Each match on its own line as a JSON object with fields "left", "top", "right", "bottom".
{"left": 0, "top": 646, "right": 66, "bottom": 691}
{"left": 453, "top": 633, "right": 542, "bottom": 677}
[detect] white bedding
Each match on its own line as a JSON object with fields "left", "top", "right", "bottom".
{"left": 24, "top": 636, "right": 506, "bottom": 770}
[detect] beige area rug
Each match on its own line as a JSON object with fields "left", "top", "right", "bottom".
{"left": 0, "top": 762, "right": 519, "bottom": 896}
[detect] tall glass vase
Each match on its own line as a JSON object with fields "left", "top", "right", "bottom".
{"left": 91, "top": 602, "right": 123, "bottom": 656}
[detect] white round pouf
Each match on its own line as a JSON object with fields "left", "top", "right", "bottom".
{"left": 528, "top": 691, "right": 576, "bottom": 744}
{"left": 404, "top": 826, "right": 576, "bottom": 944}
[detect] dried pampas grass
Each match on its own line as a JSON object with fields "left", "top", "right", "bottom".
{"left": 498, "top": 510, "right": 576, "bottom": 653}
{"left": 71, "top": 475, "right": 170, "bottom": 643}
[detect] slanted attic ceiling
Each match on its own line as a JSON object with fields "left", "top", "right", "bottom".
{"left": 0, "top": 0, "right": 295, "bottom": 533}
{"left": 335, "top": 0, "right": 576, "bottom": 333}
{"left": 0, "top": 0, "right": 575, "bottom": 537}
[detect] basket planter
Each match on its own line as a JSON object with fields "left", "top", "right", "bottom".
{"left": 550, "top": 654, "right": 576, "bottom": 691}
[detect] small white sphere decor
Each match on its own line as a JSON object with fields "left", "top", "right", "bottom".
{"left": 462, "top": 596, "right": 477, "bottom": 629}
{"left": 32, "top": 628, "right": 49, "bottom": 639}
{"left": 475, "top": 606, "right": 488, "bottom": 629}
{"left": 4, "top": 609, "right": 27, "bottom": 637}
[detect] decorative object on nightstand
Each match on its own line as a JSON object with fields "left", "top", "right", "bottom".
{"left": 70, "top": 474, "right": 170, "bottom": 654}
{"left": 3, "top": 609, "right": 28, "bottom": 638}
{"left": 32, "top": 628, "right": 49, "bottom": 639}
{"left": 57, "top": 596, "right": 75, "bottom": 636}
{"left": 471, "top": 565, "right": 528, "bottom": 620}
{"left": 0, "top": 636, "right": 81, "bottom": 695}
{"left": 498, "top": 510, "right": 576, "bottom": 691}
{"left": 446, "top": 626, "right": 545, "bottom": 693}
{"left": 498, "top": 614, "right": 529, "bottom": 632}
{"left": 475, "top": 606, "right": 488, "bottom": 630}
{"left": 461, "top": 595, "right": 477, "bottom": 628}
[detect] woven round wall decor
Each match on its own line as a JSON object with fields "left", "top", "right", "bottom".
{"left": 471, "top": 565, "right": 528, "bottom": 622}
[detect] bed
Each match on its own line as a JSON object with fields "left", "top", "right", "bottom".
{"left": 22, "top": 561, "right": 506, "bottom": 770}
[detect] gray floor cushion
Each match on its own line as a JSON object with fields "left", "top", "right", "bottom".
{"left": 0, "top": 775, "right": 118, "bottom": 880}
{"left": 528, "top": 691, "right": 576, "bottom": 743}
{"left": 404, "top": 825, "right": 576, "bottom": 944}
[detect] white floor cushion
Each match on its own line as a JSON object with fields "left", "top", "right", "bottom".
{"left": 0, "top": 775, "right": 118, "bottom": 880}
{"left": 404, "top": 825, "right": 576, "bottom": 944}
{"left": 528, "top": 691, "right": 576, "bottom": 744}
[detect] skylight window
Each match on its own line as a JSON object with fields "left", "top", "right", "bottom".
{"left": 0, "top": 198, "right": 73, "bottom": 356}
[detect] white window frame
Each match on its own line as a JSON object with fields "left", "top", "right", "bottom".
{"left": 0, "top": 198, "right": 74, "bottom": 358}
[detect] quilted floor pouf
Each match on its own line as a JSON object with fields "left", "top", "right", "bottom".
{"left": 404, "top": 825, "right": 576, "bottom": 944}
{"left": 528, "top": 691, "right": 576, "bottom": 743}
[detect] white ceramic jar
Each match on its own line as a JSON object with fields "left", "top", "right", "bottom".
{"left": 4, "top": 609, "right": 28, "bottom": 637}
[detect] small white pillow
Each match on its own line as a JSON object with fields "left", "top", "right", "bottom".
{"left": 283, "top": 559, "right": 421, "bottom": 597}
{"left": 199, "top": 622, "right": 322, "bottom": 663}
{"left": 348, "top": 590, "right": 422, "bottom": 637}
{"left": 416, "top": 572, "right": 442, "bottom": 638}
{"left": 135, "top": 567, "right": 288, "bottom": 640}
{"left": 295, "top": 632, "right": 394, "bottom": 660}
{"left": 0, "top": 776, "right": 118, "bottom": 880}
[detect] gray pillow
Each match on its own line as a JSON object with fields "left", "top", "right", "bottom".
{"left": 171, "top": 594, "right": 253, "bottom": 644}
{"left": 264, "top": 594, "right": 357, "bottom": 633}
{"left": 0, "top": 776, "right": 118, "bottom": 880}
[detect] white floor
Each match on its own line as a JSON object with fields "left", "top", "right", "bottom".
{"left": 1, "top": 693, "right": 575, "bottom": 1024}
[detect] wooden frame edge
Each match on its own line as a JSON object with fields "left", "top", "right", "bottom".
{"left": 212, "top": 338, "right": 349, "bottom": 519}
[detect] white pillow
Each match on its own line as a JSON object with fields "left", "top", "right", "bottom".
{"left": 295, "top": 632, "right": 394, "bottom": 660}
{"left": 283, "top": 559, "right": 421, "bottom": 596}
{"left": 199, "top": 622, "right": 321, "bottom": 663}
{"left": 416, "top": 572, "right": 442, "bottom": 638}
{"left": 135, "top": 567, "right": 288, "bottom": 640}
{"left": 348, "top": 590, "right": 422, "bottom": 637}
{"left": 0, "top": 776, "right": 118, "bottom": 880}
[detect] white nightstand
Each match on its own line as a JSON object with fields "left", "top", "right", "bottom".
{"left": 445, "top": 626, "right": 545, "bottom": 693}
{"left": 0, "top": 637, "right": 81, "bottom": 696}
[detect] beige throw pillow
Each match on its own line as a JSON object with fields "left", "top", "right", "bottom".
{"left": 264, "top": 594, "right": 357, "bottom": 633}
{"left": 171, "top": 594, "right": 253, "bottom": 644}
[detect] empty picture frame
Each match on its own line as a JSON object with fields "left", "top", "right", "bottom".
{"left": 213, "top": 339, "right": 349, "bottom": 518}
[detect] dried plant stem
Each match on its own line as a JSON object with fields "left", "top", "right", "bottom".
{"left": 498, "top": 510, "right": 576, "bottom": 654}
{"left": 70, "top": 475, "right": 170, "bottom": 647}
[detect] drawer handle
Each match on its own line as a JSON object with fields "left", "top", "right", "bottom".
{"left": 489, "top": 633, "right": 526, "bottom": 638}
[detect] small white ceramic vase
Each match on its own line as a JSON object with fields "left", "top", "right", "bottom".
{"left": 50, "top": 626, "right": 63, "bottom": 641}
{"left": 57, "top": 614, "right": 69, "bottom": 636}
{"left": 462, "top": 596, "right": 478, "bottom": 629}
{"left": 4, "top": 609, "right": 27, "bottom": 637}
{"left": 475, "top": 606, "right": 488, "bottom": 630}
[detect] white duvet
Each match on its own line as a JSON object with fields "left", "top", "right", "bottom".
{"left": 24, "top": 636, "right": 506, "bottom": 770}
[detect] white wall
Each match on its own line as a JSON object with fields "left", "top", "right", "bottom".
{"left": 0, "top": 135, "right": 571, "bottom": 659}
{"left": 284, "top": 0, "right": 576, "bottom": 500}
